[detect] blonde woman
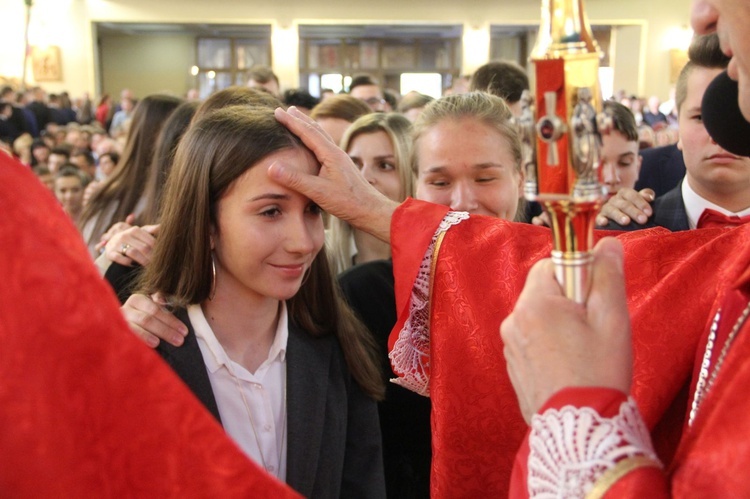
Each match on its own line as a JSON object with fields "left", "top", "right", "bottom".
{"left": 328, "top": 113, "right": 414, "bottom": 274}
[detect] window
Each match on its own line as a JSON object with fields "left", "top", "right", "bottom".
{"left": 194, "top": 26, "right": 272, "bottom": 98}
{"left": 400, "top": 73, "right": 442, "bottom": 99}
{"left": 299, "top": 25, "right": 462, "bottom": 98}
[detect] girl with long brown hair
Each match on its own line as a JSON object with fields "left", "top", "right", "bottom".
{"left": 137, "top": 105, "right": 385, "bottom": 498}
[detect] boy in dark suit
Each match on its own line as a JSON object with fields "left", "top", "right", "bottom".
{"left": 598, "top": 34, "right": 750, "bottom": 231}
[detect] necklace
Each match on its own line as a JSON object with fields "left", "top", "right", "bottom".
{"left": 689, "top": 300, "right": 750, "bottom": 426}
{"left": 228, "top": 365, "right": 287, "bottom": 478}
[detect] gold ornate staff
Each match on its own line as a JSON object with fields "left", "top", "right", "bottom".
{"left": 524, "top": 0, "right": 611, "bottom": 303}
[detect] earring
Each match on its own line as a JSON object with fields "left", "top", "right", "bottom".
{"left": 209, "top": 253, "right": 217, "bottom": 301}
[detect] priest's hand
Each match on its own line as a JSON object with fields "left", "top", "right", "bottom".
{"left": 595, "top": 187, "right": 655, "bottom": 227}
{"left": 272, "top": 106, "right": 399, "bottom": 243}
{"left": 500, "top": 237, "right": 633, "bottom": 422}
{"left": 121, "top": 293, "right": 187, "bottom": 348}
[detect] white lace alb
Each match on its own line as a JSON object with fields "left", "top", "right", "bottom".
{"left": 388, "top": 211, "right": 469, "bottom": 396}
{"left": 528, "top": 397, "right": 661, "bottom": 498}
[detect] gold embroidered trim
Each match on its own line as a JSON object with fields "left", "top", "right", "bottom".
{"left": 429, "top": 229, "right": 447, "bottom": 304}
{"left": 585, "top": 455, "right": 661, "bottom": 499}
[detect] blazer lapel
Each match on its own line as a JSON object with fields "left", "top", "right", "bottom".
{"left": 157, "top": 308, "right": 222, "bottom": 424}
{"left": 285, "top": 322, "right": 331, "bottom": 496}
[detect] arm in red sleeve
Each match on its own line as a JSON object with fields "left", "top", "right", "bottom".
{"left": 390, "top": 197, "right": 450, "bottom": 342}
{"left": 510, "top": 387, "right": 669, "bottom": 499}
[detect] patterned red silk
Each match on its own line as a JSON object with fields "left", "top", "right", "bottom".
{"left": 0, "top": 155, "right": 298, "bottom": 497}
{"left": 510, "top": 242, "right": 750, "bottom": 497}
{"left": 390, "top": 198, "right": 744, "bottom": 498}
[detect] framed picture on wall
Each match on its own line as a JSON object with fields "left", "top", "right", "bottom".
{"left": 32, "top": 46, "right": 62, "bottom": 82}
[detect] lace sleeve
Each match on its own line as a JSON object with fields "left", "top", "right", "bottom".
{"left": 527, "top": 397, "right": 662, "bottom": 498}
{"left": 388, "top": 211, "right": 470, "bottom": 396}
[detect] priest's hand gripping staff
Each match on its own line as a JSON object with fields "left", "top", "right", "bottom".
{"left": 520, "top": 0, "right": 613, "bottom": 303}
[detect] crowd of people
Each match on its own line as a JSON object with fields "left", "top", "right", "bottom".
{"left": 2, "top": 0, "right": 750, "bottom": 494}
{"left": 0, "top": 60, "right": 679, "bottom": 235}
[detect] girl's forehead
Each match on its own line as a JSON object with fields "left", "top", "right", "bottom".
{"left": 349, "top": 129, "right": 391, "bottom": 147}
{"left": 258, "top": 147, "right": 320, "bottom": 177}
{"left": 418, "top": 118, "right": 509, "bottom": 147}
{"left": 419, "top": 116, "right": 503, "bottom": 138}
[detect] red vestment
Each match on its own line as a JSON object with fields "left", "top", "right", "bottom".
{"left": 389, "top": 198, "right": 745, "bottom": 498}
{"left": 0, "top": 154, "right": 298, "bottom": 497}
{"left": 509, "top": 232, "right": 750, "bottom": 497}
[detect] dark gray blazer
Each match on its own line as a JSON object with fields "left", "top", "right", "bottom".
{"left": 158, "top": 308, "right": 386, "bottom": 499}
{"left": 606, "top": 184, "right": 690, "bottom": 232}
{"left": 635, "top": 144, "right": 686, "bottom": 198}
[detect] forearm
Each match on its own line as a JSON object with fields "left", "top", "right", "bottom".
{"left": 353, "top": 195, "right": 399, "bottom": 244}
{"left": 389, "top": 202, "right": 468, "bottom": 395}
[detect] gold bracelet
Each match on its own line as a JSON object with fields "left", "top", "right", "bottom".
{"left": 586, "top": 455, "right": 662, "bottom": 499}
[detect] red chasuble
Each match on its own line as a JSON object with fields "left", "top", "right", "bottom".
{"left": 509, "top": 230, "right": 750, "bottom": 497}
{"left": 0, "top": 155, "right": 298, "bottom": 497}
{"left": 389, "top": 198, "right": 745, "bottom": 498}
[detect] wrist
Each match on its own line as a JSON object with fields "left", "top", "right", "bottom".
{"left": 540, "top": 386, "right": 629, "bottom": 418}
{"left": 357, "top": 194, "right": 397, "bottom": 243}
{"left": 528, "top": 396, "right": 661, "bottom": 498}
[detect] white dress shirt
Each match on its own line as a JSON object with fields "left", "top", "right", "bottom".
{"left": 188, "top": 303, "right": 288, "bottom": 480}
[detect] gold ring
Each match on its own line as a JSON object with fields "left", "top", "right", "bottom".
{"left": 121, "top": 243, "right": 131, "bottom": 257}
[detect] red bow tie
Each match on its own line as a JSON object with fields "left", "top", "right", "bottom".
{"left": 697, "top": 208, "right": 750, "bottom": 229}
